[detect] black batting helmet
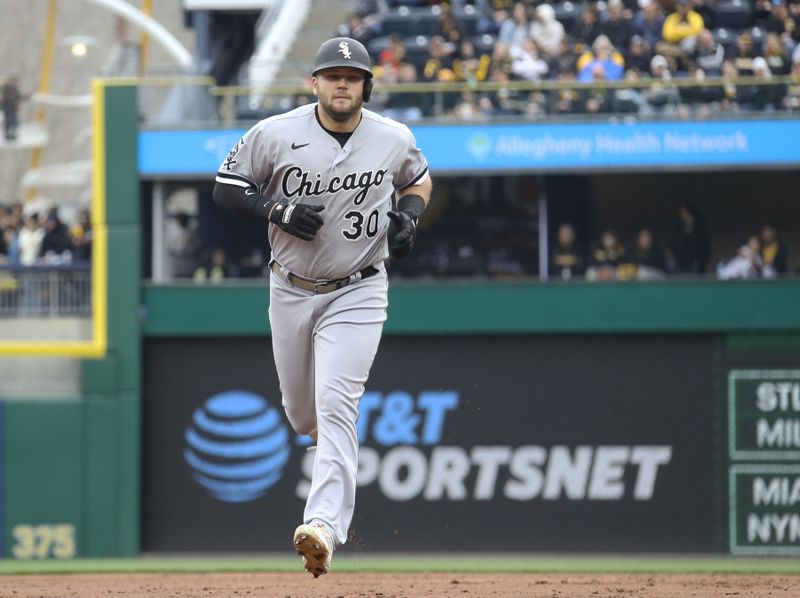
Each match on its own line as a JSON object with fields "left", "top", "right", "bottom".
{"left": 312, "top": 37, "right": 374, "bottom": 102}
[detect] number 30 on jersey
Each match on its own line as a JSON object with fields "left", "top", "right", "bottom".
{"left": 342, "top": 209, "right": 380, "bottom": 240}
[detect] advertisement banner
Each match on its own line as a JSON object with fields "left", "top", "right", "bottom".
{"left": 728, "top": 370, "right": 800, "bottom": 461}
{"left": 139, "top": 120, "right": 800, "bottom": 177}
{"left": 143, "top": 335, "right": 716, "bottom": 552}
{"left": 729, "top": 465, "right": 800, "bottom": 555}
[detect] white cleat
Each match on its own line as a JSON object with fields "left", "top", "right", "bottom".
{"left": 293, "top": 523, "right": 333, "bottom": 578}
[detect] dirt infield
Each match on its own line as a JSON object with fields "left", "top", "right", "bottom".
{"left": 1, "top": 572, "right": 799, "bottom": 598}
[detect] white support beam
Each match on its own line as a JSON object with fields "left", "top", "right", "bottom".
{"left": 78, "top": 0, "right": 194, "bottom": 71}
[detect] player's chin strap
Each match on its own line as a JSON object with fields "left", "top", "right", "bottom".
{"left": 363, "top": 77, "right": 373, "bottom": 103}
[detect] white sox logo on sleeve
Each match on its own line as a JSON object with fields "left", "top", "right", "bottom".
{"left": 281, "top": 167, "right": 388, "bottom": 206}
{"left": 223, "top": 138, "right": 244, "bottom": 171}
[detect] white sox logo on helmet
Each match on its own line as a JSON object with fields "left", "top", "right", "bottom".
{"left": 338, "top": 41, "right": 352, "bottom": 59}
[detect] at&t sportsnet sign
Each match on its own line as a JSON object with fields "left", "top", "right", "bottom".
{"left": 144, "top": 335, "right": 716, "bottom": 552}
{"left": 296, "top": 391, "right": 672, "bottom": 503}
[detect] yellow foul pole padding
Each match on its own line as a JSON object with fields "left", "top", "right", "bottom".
{"left": 139, "top": 0, "right": 153, "bottom": 76}
{"left": 26, "top": 0, "right": 58, "bottom": 201}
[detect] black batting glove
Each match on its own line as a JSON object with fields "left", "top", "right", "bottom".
{"left": 269, "top": 202, "right": 324, "bottom": 241}
{"left": 387, "top": 210, "right": 417, "bottom": 258}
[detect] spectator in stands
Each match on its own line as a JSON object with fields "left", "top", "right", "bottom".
{"left": 690, "top": 29, "right": 725, "bottom": 75}
{"left": 720, "top": 60, "right": 740, "bottom": 111}
{"left": 377, "top": 34, "right": 408, "bottom": 78}
{"left": 498, "top": 2, "right": 533, "bottom": 50}
{"left": 453, "top": 90, "right": 484, "bottom": 120}
{"left": 732, "top": 32, "right": 757, "bottom": 76}
{"left": 487, "top": 65, "right": 525, "bottom": 115}
{"left": 783, "top": 61, "right": 800, "bottom": 111}
{"left": 9, "top": 202, "right": 22, "bottom": 228}
{"left": 587, "top": 229, "right": 627, "bottom": 281}
{"left": 1, "top": 72, "right": 21, "bottom": 141}
{"left": 422, "top": 35, "right": 455, "bottom": 81}
{"left": 571, "top": 5, "right": 602, "bottom": 51}
{"left": 0, "top": 227, "right": 19, "bottom": 265}
{"left": 439, "top": 5, "right": 465, "bottom": 47}
{"left": 549, "top": 37, "right": 579, "bottom": 77}
{"left": 453, "top": 39, "right": 492, "bottom": 82}
{"left": 600, "top": 0, "right": 634, "bottom": 51}
{"left": 70, "top": 209, "right": 92, "bottom": 263}
{"left": 716, "top": 235, "right": 763, "bottom": 280}
{"left": 523, "top": 91, "right": 549, "bottom": 117}
{"left": 760, "top": 223, "right": 789, "bottom": 276}
{"left": 510, "top": 37, "right": 549, "bottom": 81}
{"left": 577, "top": 35, "right": 626, "bottom": 82}
{"left": 193, "top": 248, "right": 237, "bottom": 283}
{"left": 613, "top": 68, "right": 648, "bottom": 113}
{"left": 337, "top": 12, "right": 379, "bottom": 44}
{"left": 549, "top": 222, "right": 586, "bottom": 280}
{"left": 582, "top": 65, "right": 615, "bottom": 113}
{"left": 764, "top": 33, "right": 791, "bottom": 75}
{"left": 18, "top": 213, "right": 44, "bottom": 266}
{"left": 754, "top": 0, "right": 775, "bottom": 29}
{"left": 662, "top": 0, "right": 704, "bottom": 46}
{"left": 379, "top": 63, "right": 428, "bottom": 121}
{"left": 632, "top": 0, "right": 665, "bottom": 53}
{"left": 625, "top": 35, "right": 652, "bottom": 73}
{"left": 551, "top": 72, "right": 583, "bottom": 115}
{"left": 40, "top": 209, "right": 72, "bottom": 263}
{"left": 632, "top": 228, "right": 667, "bottom": 278}
{"left": 738, "top": 57, "right": 785, "bottom": 110}
{"left": 490, "top": 40, "right": 514, "bottom": 75}
{"left": 530, "top": 3, "right": 565, "bottom": 59}
{"left": 765, "top": 2, "right": 799, "bottom": 45}
{"left": 667, "top": 202, "right": 710, "bottom": 275}
{"left": 475, "top": 1, "right": 514, "bottom": 35}
{"left": 680, "top": 66, "right": 724, "bottom": 115}
{"left": 642, "top": 54, "right": 680, "bottom": 114}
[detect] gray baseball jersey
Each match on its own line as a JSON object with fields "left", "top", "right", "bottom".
{"left": 216, "top": 103, "right": 428, "bottom": 280}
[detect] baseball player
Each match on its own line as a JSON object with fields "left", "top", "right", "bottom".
{"left": 213, "top": 37, "right": 431, "bottom": 577}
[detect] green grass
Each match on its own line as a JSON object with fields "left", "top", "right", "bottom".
{"left": 1, "top": 555, "right": 800, "bottom": 576}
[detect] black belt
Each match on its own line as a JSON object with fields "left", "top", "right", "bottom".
{"left": 270, "top": 261, "right": 380, "bottom": 294}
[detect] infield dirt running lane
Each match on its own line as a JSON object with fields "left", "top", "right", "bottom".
{"left": 1, "top": 572, "right": 799, "bottom": 597}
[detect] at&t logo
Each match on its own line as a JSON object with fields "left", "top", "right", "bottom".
{"left": 184, "top": 391, "right": 290, "bottom": 503}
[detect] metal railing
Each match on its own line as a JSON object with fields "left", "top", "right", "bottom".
{"left": 132, "top": 75, "right": 800, "bottom": 127}
{"left": 0, "top": 265, "right": 91, "bottom": 317}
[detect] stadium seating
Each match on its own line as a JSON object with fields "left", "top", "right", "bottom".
{"left": 714, "top": 0, "right": 753, "bottom": 30}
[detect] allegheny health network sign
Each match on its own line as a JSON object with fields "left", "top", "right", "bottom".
{"left": 139, "top": 119, "right": 800, "bottom": 177}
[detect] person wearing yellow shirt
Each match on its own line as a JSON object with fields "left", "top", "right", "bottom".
{"left": 662, "top": 0, "right": 704, "bottom": 45}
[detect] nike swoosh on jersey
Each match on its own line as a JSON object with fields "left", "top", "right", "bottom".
{"left": 291, "top": 142, "right": 310, "bottom": 150}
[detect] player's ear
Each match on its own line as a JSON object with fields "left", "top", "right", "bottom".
{"left": 311, "top": 76, "right": 319, "bottom": 97}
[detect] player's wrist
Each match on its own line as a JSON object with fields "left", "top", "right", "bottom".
{"left": 260, "top": 198, "right": 278, "bottom": 222}
{"left": 397, "top": 194, "right": 425, "bottom": 222}
{"left": 266, "top": 200, "right": 288, "bottom": 224}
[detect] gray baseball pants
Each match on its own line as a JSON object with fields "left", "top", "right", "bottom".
{"left": 269, "top": 267, "right": 388, "bottom": 546}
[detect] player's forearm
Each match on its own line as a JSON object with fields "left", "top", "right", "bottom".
{"left": 397, "top": 176, "right": 433, "bottom": 216}
{"left": 212, "top": 182, "right": 273, "bottom": 221}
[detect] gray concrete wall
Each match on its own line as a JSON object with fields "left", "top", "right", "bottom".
{"left": 0, "top": 317, "right": 91, "bottom": 399}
